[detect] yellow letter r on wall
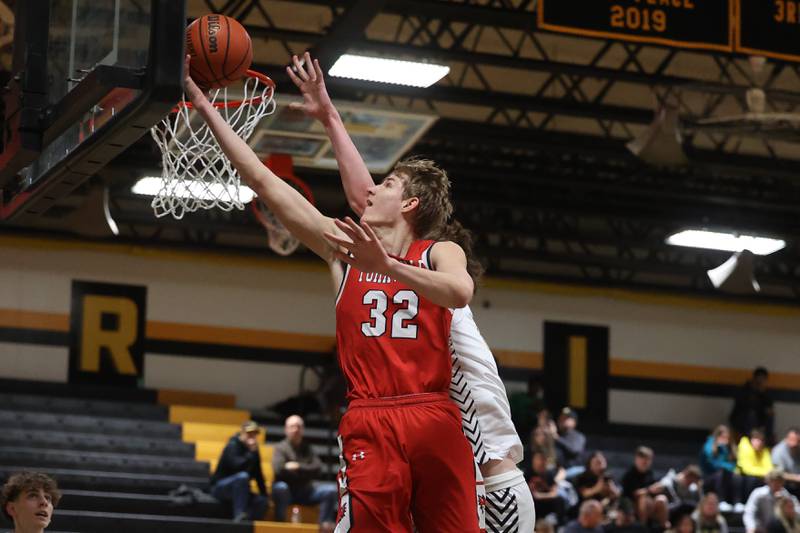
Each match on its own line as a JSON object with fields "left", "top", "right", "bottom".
{"left": 80, "top": 295, "right": 139, "bottom": 375}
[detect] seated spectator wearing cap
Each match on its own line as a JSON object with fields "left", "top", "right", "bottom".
{"left": 730, "top": 367, "right": 775, "bottom": 444}
{"left": 1, "top": 472, "right": 60, "bottom": 533}
{"left": 574, "top": 451, "right": 620, "bottom": 511}
{"left": 564, "top": 500, "right": 605, "bottom": 533}
{"left": 271, "top": 415, "right": 337, "bottom": 529}
{"left": 654, "top": 465, "right": 703, "bottom": 510}
{"left": 739, "top": 429, "right": 775, "bottom": 498}
{"left": 700, "top": 425, "right": 743, "bottom": 506}
{"left": 744, "top": 469, "right": 800, "bottom": 533}
{"left": 767, "top": 495, "right": 800, "bottom": 533}
{"left": 692, "top": 492, "right": 729, "bottom": 533}
{"left": 210, "top": 420, "right": 268, "bottom": 522}
{"left": 556, "top": 407, "right": 587, "bottom": 476}
{"left": 621, "top": 447, "right": 669, "bottom": 530}
{"left": 772, "top": 429, "right": 800, "bottom": 498}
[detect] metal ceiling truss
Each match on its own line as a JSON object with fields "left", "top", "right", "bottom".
{"left": 195, "top": 0, "right": 800, "bottom": 160}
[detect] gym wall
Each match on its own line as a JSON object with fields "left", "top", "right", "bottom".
{"left": 0, "top": 235, "right": 797, "bottom": 435}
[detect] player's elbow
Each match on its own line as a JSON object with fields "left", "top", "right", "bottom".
{"left": 450, "top": 281, "right": 473, "bottom": 309}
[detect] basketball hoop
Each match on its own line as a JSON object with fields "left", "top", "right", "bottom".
{"left": 252, "top": 154, "right": 315, "bottom": 256}
{"left": 149, "top": 70, "right": 277, "bottom": 219}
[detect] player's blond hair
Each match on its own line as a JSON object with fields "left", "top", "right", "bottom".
{"left": 393, "top": 157, "right": 484, "bottom": 287}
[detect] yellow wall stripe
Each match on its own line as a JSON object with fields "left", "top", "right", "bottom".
{"left": 0, "top": 308, "right": 69, "bottom": 332}
{"left": 610, "top": 359, "right": 800, "bottom": 391}
{"left": 253, "top": 522, "right": 317, "bottom": 532}
{"left": 148, "top": 320, "right": 336, "bottom": 353}
{"left": 2, "top": 306, "right": 799, "bottom": 392}
{"left": 494, "top": 349, "right": 542, "bottom": 370}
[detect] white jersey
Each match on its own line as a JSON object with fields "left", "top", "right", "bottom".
{"left": 449, "top": 305, "right": 524, "bottom": 465}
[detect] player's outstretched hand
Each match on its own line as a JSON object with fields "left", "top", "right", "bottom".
{"left": 286, "top": 51, "right": 335, "bottom": 122}
{"left": 324, "top": 217, "right": 393, "bottom": 276}
{"left": 183, "top": 55, "right": 207, "bottom": 106}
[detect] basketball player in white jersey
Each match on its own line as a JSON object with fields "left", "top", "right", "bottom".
{"left": 286, "top": 52, "right": 535, "bottom": 533}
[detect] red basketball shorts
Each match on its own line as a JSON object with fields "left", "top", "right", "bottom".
{"left": 334, "top": 392, "right": 481, "bottom": 533}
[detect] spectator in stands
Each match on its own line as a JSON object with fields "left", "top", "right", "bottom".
{"left": 744, "top": 468, "right": 800, "bottom": 533}
{"left": 271, "top": 414, "right": 337, "bottom": 529}
{"left": 621, "top": 446, "right": 669, "bottom": 529}
{"left": 622, "top": 446, "right": 658, "bottom": 500}
{"left": 605, "top": 497, "right": 648, "bottom": 533}
{"left": 555, "top": 407, "right": 587, "bottom": 473}
{"left": 575, "top": 451, "right": 620, "bottom": 509}
{"left": 532, "top": 425, "right": 560, "bottom": 469}
{"left": 700, "top": 425, "right": 742, "bottom": 507}
{"left": 739, "top": 429, "right": 775, "bottom": 496}
{"left": 529, "top": 450, "right": 568, "bottom": 523}
{"left": 210, "top": 420, "right": 268, "bottom": 522}
{"left": 730, "top": 367, "right": 775, "bottom": 444}
{"left": 772, "top": 429, "right": 800, "bottom": 498}
{"left": 1, "top": 471, "right": 60, "bottom": 533}
{"left": 692, "top": 492, "right": 729, "bottom": 533}
{"left": 767, "top": 495, "right": 800, "bottom": 533}
{"left": 655, "top": 465, "right": 703, "bottom": 509}
{"left": 564, "top": 499, "right": 605, "bottom": 533}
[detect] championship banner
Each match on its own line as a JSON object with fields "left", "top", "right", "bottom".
{"left": 538, "top": 0, "right": 734, "bottom": 53}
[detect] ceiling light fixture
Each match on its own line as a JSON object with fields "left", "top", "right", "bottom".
{"left": 132, "top": 177, "right": 256, "bottom": 204}
{"left": 666, "top": 229, "right": 785, "bottom": 256}
{"left": 329, "top": 54, "right": 450, "bottom": 88}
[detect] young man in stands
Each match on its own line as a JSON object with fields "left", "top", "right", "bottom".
{"left": 554, "top": 407, "right": 587, "bottom": 475}
{"left": 654, "top": 465, "right": 703, "bottom": 510}
{"left": 744, "top": 469, "right": 800, "bottom": 533}
{"left": 1, "top": 472, "right": 60, "bottom": 533}
{"left": 772, "top": 429, "right": 800, "bottom": 497}
{"left": 621, "top": 446, "right": 669, "bottom": 528}
{"left": 210, "top": 420, "right": 268, "bottom": 522}
{"left": 271, "top": 415, "right": 337, "bottom": 531}
{"left": 730, "top": 367, "right": 775, "bottom": 444}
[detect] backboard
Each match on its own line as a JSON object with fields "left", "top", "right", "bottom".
{"left": 0, "top": 0, "right": 185, "bottom": 220}
{"left": 251, "top": 96, "right": 438, "bottom": 174}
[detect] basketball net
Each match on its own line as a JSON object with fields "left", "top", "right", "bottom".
{"left": 149, "top": 71, "right": 276, "bottom": 219}
{"left": 252, "top": 154, "right": 315, "bottom": 256}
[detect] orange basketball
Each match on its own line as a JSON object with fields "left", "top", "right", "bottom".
{"left": 186, "top": 14, "right": 253, "bottom": 89}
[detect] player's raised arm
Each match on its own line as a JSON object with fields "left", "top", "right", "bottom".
{"left": 286, "top": 52, "right": 373, "bottom": 216}
{"left": 324, "top": 218, "right": 474, "bottom": 308}
{"left": 183, "top": 56, "right": 339, "bottom": 263}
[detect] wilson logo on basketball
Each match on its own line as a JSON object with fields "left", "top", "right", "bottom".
{"left": 207, "top": 15, "right": 221, "bottom": 53}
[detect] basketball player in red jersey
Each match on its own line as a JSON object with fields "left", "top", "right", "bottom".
{"left": 183, "top": 56, "right": 480, "bottom": 532}
{"left": 287, "top": 52, "right": 536, "bottom": 533}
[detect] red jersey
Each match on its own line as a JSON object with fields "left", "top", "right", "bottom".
{"left": 335, "top": 240, "right": 453, "bottom": 400}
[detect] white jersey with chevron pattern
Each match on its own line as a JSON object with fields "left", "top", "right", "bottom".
{"left": 449, "top": 305, "right": 524, "bottom": 466}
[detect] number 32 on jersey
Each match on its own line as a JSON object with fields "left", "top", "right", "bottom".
{"left": 361, "top": 290, "right": 419, "bottom": 339}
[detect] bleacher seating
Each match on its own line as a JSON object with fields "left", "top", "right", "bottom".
{"left": 0, "top": 379, "right": 336, "bottom": 532}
